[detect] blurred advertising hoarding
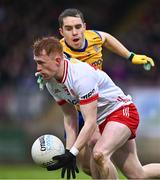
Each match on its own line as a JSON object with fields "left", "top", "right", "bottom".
{"left": 129, "top": 87, "right": 160, "bottom": 138}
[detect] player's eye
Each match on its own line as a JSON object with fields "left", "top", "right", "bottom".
{"left": 65, "top": 26, "right": 72, "bottom": 31}
{"left": 36, "top": 61, "right": 43, "bottom": 65}
{"left": 75, "top": 24, "right": 82, "bottom": 29}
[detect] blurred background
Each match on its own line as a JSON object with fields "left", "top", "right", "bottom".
{"left": 0, "top": 0, "right": 160, "bottom": 173}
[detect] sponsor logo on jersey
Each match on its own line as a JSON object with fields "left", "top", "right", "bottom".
{"left": 81, "top": 89, "right": 95, "bottom": 99}
{"left": 92, "top": 59, "right": 103, "bottom": 67}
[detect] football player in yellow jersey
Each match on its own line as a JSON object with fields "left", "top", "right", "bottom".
{"left": 59, "top": 9, "right": 154, "bottom": 70}
{"left": 60, "top": 29, "right": 104, "bottom": 69}
{"left": 57, "top": 8, "right": 155, "bottom": 178}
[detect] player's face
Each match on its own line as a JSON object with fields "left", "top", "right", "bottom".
{"left": 34, "top": 50, "right": 61, "bottom": 81}
{"left": 59, "top": 16, "right": 86, "bottom": 49}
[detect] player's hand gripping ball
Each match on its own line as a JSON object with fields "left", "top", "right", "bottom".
{"left": 31, "top": 134, "right": 65, "bottom": 167}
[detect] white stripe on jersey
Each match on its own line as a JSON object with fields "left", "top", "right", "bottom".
{"left": 123, "top": 107, "right": 130, "bottom": 117}
{"left": 46, "top": 58, "right": 132, "bottom": 124}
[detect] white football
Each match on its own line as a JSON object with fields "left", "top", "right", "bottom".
{"left": 31, "top": 134, "right": 65, "bottom": 167}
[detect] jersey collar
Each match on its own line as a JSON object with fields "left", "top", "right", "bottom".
{"left": 61, "top": 59, "right": 68, "bottom": 83}
{"left": 65, "top": 39, "right": 88, "bottom": 52}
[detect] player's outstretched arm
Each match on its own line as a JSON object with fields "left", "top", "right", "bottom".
{"left": 100, "top": 31, "right": 130, "bottom": 59}
{"left": 99, "top": 31, "right": 155, "bottom": 70}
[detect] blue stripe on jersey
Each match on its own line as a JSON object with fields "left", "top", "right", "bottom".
{"left": 64, "top": 39, "right": 88, "bottom": 52}
{"left": 92, "top": 30, "right": 102, "bottom": 40}
{"left": 64, "top": 52, "right": 71, "bottom": 58}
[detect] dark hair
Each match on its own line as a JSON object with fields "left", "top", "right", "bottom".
{"left": 33, "top": 36, "right": 63, "bottom": 57}
{"left": 58, "top": 8, "right": 85, "bottom": 28}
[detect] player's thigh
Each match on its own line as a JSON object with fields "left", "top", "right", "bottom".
{"left": 112, "top": 139, "right": 144, "bottom": 178}
{"left": 93, "top": 121, "right": 131, "bottom": 157}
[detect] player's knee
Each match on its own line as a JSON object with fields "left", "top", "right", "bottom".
{"left": 93, "top": 150, "right": 107, "bottom": 167}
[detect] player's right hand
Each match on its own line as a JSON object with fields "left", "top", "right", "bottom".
{"left": 47, "top": 149, "right": 79, "bottom": 179}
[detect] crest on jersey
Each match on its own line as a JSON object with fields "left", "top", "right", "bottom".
{"left": 93, "top": 45, "right": 99, "bottom": 52}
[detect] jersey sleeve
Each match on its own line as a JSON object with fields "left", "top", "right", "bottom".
{"left": 75, "top": 76, "right": 99, "bottom": 105}
{"left": 55, "top": 98, "right": 67, "bottom": 105}
{"left": 52, "top": 93, "right": 67, "bottom": 105}
{"left": 91, "top": 30, "right": 105, "bottom": 43}
{"left": 46, "top": 85, "right": 67, "bottom": 106}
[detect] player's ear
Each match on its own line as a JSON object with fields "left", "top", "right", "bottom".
{"left": 59, "top": 28, "right": 64, "bottom": 37}
{"left": 55, "top": 57, "right": 61, "bottom": 65}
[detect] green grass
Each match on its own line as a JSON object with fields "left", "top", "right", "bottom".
{"left": 0, "top": 164, "right": 126, "bottom": 179}
{"left": 0, "top": 164, "right": 90, "bottom": 179}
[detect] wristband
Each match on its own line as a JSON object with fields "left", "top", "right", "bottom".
{"left": 128, "top": 52, "right": 135, "bottom": 61}
{"left": 70, "top": 146, "right": 79, "bottom": 156}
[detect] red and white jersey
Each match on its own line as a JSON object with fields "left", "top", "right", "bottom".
{"left": 46, "top": 58, "right": 132, "bottom": 124}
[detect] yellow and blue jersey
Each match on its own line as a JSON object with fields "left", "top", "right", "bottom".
{"left": 60, "top": 30, "right": 105, "bottom": 69}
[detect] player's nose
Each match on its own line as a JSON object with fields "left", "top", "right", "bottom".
{"left": 72, "top": 28, "right": 78, "bottom": 35}
{"left": 37, "top": 64, "right": 42, "bottom": 72}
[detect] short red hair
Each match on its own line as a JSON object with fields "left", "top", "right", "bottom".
{"left": 33, "top": 36, "right": 63, "bottom": 57}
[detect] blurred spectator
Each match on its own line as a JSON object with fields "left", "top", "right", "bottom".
{"left": 0, "top": 0, "right": 159, "bottom": 123}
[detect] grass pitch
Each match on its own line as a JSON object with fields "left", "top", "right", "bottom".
{"left": 1, "top": 164, "right": 90, "bottom": 179}
{"left": 0, "top": 164, "right": 126, "bottom": 179}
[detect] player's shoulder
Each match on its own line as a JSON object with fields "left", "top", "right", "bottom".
{"left": 67, "top": 57, "right": 85, "bottom": 68}
{"left": 67, "top": 57, "right": 91, "bottom": 72}
{"left": 84, "top": 30, "right": 103, "bottom": 40}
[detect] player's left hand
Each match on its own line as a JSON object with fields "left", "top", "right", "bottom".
{"left": 130, "top": 53, "right": 155, "bottom": 66}
{"left": 47, "top": 149, "right": 79, "bottom": 179}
